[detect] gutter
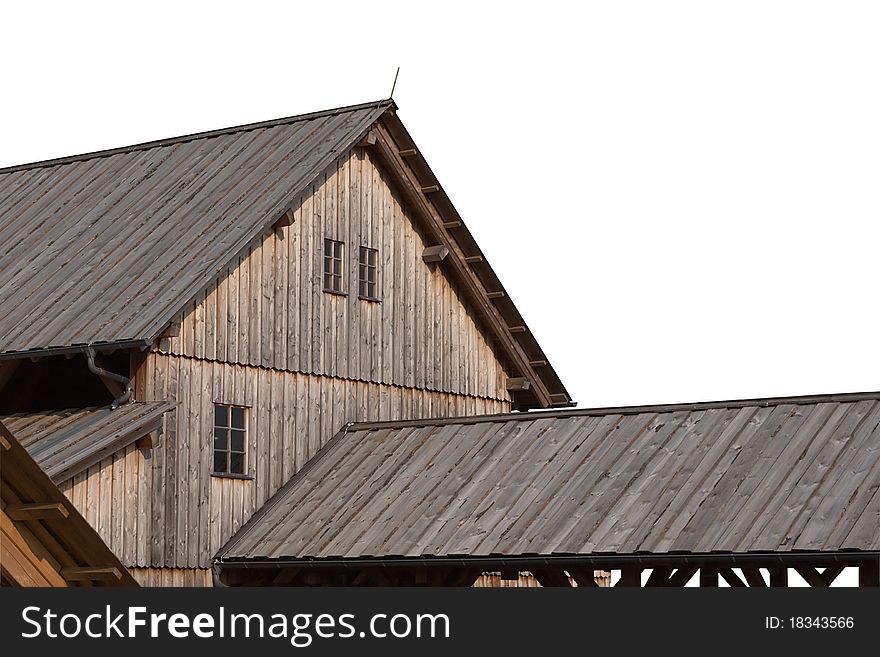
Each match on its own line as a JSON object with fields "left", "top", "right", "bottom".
{"left": 215, "top": 551, "right": 880, "bottom": 572}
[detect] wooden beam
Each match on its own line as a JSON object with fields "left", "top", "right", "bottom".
{"left": 464, "top": 255, "right": 483, "bottom": 263}
{"left": 0, "top": 432, "right": 11, "bottom": 451}
{"left": 617, "top": 568, "right": 641, "bottom": 587}
{"left": 272, "top": 210, "right": 294, "bottom": 230}
{"left": 794, "top": 565, "right": 827, "bottom": 587}
{"left": 422, "top": 245, "right": 449, "bottom": 263}
{"left": 506, "top": 377, "right": 531, "bottom": 392}
{"left": 398, "top": 148, "right": 417, "bottom": 157}
{"left": 699, "top": 568, "right": 718, "bottom": 587}
{"left": 645, "top": 567, "right": 673, "bottom": 587}
{"left": 820, "top": 565, "right": 846, "bottom": 586}
{"left": 532, "top": 568, "right": 572, "bottom": 587}
{"left": 528, "top": 360, "right": 547, "bottom": 367}
{"left": 357, "top": 130, "right": 377, "bottom": 148}
{"left": 499, "top": 567, "right": 519, "bottom": 581}
{"left": 61, "top": 566, "right": 123, "bottom": 582}
{"left": 486, "top": 291, "right": 505, "bottom": 299}
{"left": 6, "top": 503, "right": 69, "bottom": 520}
{"left": 666, "top": 566, "right": 699, "bottom": 587}
{"left": 442, "top": 220, "right": 462, "bottom": 229}
{"left": 508, "top": 326, "right": 527, "bottom": 334}
{"left": 741, "top": 568, "right": 767, "bottom": 587}
{"left": 718, "top": 568, "right": 747, "bottom": 587}
{"left": 567, "top": 566, "right": 599, "bottom": 587}
{"left": 768, "top": 566, "right": 788, "bottom": 587}
{"left": 421, "top": 185, "right": 440, "bottom": 194}
{"left": 858, "top": 559, "right": 879, "bottom": 587}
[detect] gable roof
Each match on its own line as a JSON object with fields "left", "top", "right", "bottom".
{"left": 0, "top": 421, "right": 138, "bottom": 586}
{"left": 0, "top": 99, "right": 570, "bottom": 409}
{"left": 1, "top": 402, "right": 173, "bottom": 483}
{"left": 217, "top": 391, "right": 880, "bottom": 564}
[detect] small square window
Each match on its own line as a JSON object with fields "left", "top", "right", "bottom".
{"left": 212, "top": 403, "right": 247, "bottom": 476}
{"left": 358, "top": 246, "right": 379, "bottom": 300}
{"left": 323, "top": 238, "right": 345, "bottom": 293}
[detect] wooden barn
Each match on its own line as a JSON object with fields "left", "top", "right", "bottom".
{"left": 1, "top": 100, "right": 878, "bottom": 588}
{"left": 0, "top": 99, "right": 573, "bottom": 586}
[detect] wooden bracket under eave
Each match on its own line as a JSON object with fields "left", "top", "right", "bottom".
{"left": 61, "top": 566, "right": 123, "bottom": 582}
{"left": 272, "top": 210, "right": 295, "bottom": 231}
{"left": 506, "top": 377, "right": 532, "bottom": 392}
{"left": 135, "top": 431, "right": 155, "bottom": 451}
{"left": 6, "top": 502, "right": 69, "bottom": 520}
{"left": 358, "top": 130, "right": 378, "bottom": 148}
{"left": 0, "top": 433, "right": 11, "bottom": 451}
{"left": 422, "top": 245, "right": 449, "bottom": 263}
{"left": 160, "top": 319, "right": 181, "bottom": 339}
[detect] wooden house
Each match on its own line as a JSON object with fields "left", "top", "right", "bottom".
{"left": 0, "top": 100, "right": 572, "bottom": 586}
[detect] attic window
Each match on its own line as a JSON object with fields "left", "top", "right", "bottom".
{"left": 213, "top": 403, "right": 247, "bottom": 476}
{"left": 358, "top": 246, "right": 379, "bottom": 300}
{"left": 323, "top": 239, "right": 345, "bottom": 294}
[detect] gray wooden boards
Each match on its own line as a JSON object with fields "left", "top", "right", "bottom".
{"left": 218, "top": 391, "right": 880, "bottom": 562}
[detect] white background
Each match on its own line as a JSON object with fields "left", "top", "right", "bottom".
{"left": 2, "top": 1, "right": 875, "bottom": 585}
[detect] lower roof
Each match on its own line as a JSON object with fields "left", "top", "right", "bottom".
{"left": 1, "top": 402, "right": 173, "bottom": 483}
{"left": 218, "top": 391, "right": 880, "bottom": 563}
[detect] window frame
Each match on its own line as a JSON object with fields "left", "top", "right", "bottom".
{"left": 211, "top": 403, "right": 252, "bottom": 480}
{"left": 358, "top": 245, "right": 380, "bottom": 302}
{"left": 323, "top": 238, "right": 346, "bottom": 295}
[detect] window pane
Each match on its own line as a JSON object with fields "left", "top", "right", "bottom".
{"left": 231, "top": 406, "right": 245, "bottom": 429}
{"left": 335, "top": 242, "right": 343, "bottom": 258}
{"left": 230, "top": 452, "right": 244, "bottom": 475}
{"left": 333, "top": 259, "right": 341, "bottom": 275}
{"left": 214, "top": 404, "right": 228, "bottom": 427}
{"left": 213, "top": 450, "right": 227, "bottom": 473}
{"left": 213, "top": 427, "right": 228, "bottom": 448}
{"left": 369, "top": 249, "right": 376, "bottom": 265}
{"left": 324, "top": 239, "right": 331, "bottom": 256}
{"left": 359, "top": 264, "right": 366, "bottom": 281}
{"left": 230, "top": 429, "right": 245, "bottom": 452}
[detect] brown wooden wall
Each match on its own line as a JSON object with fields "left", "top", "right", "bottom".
{"left": 164, "top": 147, "right": 512, "bottom": 402}
{"left": 60, "top": 353, "right": 510, "bottom": 571}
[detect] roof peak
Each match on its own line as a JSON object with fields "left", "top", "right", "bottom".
{"left": 0, "top": 98, "right": 395, "bottom": 175}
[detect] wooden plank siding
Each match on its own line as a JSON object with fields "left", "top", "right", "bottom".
{"left": 163, "top": 147, "right": 512, "bottom": 403}
{"left": 67, "top": 353, "right": 509, "bottom": 570}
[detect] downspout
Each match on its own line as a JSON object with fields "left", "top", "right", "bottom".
{"left": 85, "top": 346, "right": 133, "bottom": 409}
{"left": 212, "top": 560, "right": 228, "bottom": 587}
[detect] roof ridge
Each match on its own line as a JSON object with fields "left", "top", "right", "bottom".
{"left": 346, "top": 390, "right": 880, "bottom": 430}
{"left": 0, "top": 98, "right": 395, "bottom": 175}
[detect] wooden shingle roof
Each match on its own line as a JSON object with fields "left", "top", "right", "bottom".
{"left": 217, "top": 391, "right": 880, "bottom": 563}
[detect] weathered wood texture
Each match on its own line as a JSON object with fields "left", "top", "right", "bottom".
{"left": 129, "top": 567, "right": 212, "bottom": 587}
{"left": 473, "top": 571, "right": 611, "bottom": 588}
{"left": 0, "top": 507, "right": 68, "bottom": 587}
{"left": 164, "top": 148, "right": 512, "bottom": 402}
{"left": 64, "top": 353, "right": 509, "bottom": 570}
